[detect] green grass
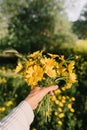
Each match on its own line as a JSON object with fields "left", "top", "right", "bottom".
{"left": 74, "top": 40, "right": 87, "bottom": 53}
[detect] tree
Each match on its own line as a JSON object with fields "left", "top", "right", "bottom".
{"left": 72, "top": 4, "right": 87, "bottom": 39}
{"left": 1, "top": 0, "right": 76, "bottom": 53}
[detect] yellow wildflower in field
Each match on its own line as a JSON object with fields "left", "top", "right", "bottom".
{"left": 58, "top": 120, "right": 62, "bottom": 125}
{"left": 51, "top": 95, "right": 56, "bottom": 101}
{"left": 32, "top": 128, "right": 37, "bottom": 130}
{"left": 58, "top": 108, "right": 63, "bottom": 112}
{"left": 55, "top": 89, "right": 61, "bottom": 94}
{"left": 68, "top": 104, "right": 72, "bottom": 109}
{"left": 45, "top": 111, "right": 49, "bottom": 116}
{"left": 58, "top": 102, "right": 64, "bottom": 107}
{"left": 54, "top": 112, "right": 58, "bottom": 116}
{"left": 70, "top": 108, "right": 75, "bottom": 113}
{"left": 0, "top": 107, "right": 6, "bottom": 112}
{"left": 59, "top": 113, "right": 64, "bottom": 118}
{"left": 55, "top": 100, "right": 60, "bottom": 105}
{"left": 5, "top": 101, "right": 13, "bottom": 107}
{"left": 71, "top": 97, "right": 75, "bottom": 101}
{"left": 0, "top": 78, "right": 7, "bottom": 84}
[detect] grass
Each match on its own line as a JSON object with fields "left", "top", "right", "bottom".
{"left": 74, "top": 39, "right": 87, "bottom": 53}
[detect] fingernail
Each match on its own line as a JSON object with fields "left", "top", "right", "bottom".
{"left": 55, "top": 85, "right": 58, "bottom": 88}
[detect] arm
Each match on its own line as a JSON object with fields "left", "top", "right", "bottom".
{"left": 0, "top": 101, "right": 34, "bottom": 130}
{"left": 0, "top": 85, "right": 58, "bottom": 130}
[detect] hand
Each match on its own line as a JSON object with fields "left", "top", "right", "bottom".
{"left": 25, "top": 85, "right": 58, "bottom": 110}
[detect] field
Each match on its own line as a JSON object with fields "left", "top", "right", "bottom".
{"left": 75, "top": 40, "right": 87, "bottom": 53}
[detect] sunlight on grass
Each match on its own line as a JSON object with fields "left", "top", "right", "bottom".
{"left": 74, "top": 39, "right": 87, "bottom": 53}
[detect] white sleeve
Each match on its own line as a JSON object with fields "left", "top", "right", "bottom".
{"left": 0, "top": 101, "right": 34, "bottom": 130}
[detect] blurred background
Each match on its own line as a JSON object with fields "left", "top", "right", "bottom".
{"left": 0, "top": 0, "right": 87, "bottom": 130}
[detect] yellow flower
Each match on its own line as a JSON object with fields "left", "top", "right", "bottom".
{"left": 28, "top": 50, "right": 43, "bottom": 59}
{"left": 58, "top": 108, "right": 63, "bottom": 112}
{"left": 0, "top": 78, "right": 7, "bottom": 84}
{"left": 51, "top": 95, "right": 56, "bottom": 101}
{"left": 58, "top": 120, "right": 62, "bottom": 125}
{"left": 44, "top": 66, "right": 57, "bottom": 78}
{"left": 62, "top": 96, "right": 66, "bottom": 100}
{"left": 41, "top": 57, "right": 58, "bottom": 68}
{"left": 15, "top": 61, "right": 23, "bottom": 73}
{"left": 69, "top": 72, "right": 77, "bottom": 83}
{"left": 5, "top": 101, "right": 13, "bottom": 107}
{"left": 0, "top": 107, "right": 6, "bottom": 112}
{"left": 46, "top": 111, "right": 49, "bottom": 116}
{"left": 32, "top": 128, "right": 37, "bottom": 130}
{"left": 55, "top": 89, "right": 61, "bottom": 94}
{"left": 67, "top": 104, "right": 72, "bottom": 109}
{"left": 62, "top": 99, "right": 66, "bottom": 104}
{"left": 71, "top": 97, "right": 75, "bottom": 101}
{"left": 58, "top": 64, "right": 66, "bottom": 76}
{"left": 70, "top": 108, "right": 75, "bottom": 113}
{"left": 67, "top": 61, "right": 75, "bottom": 73}
{"left": 59, "top": 113, "right": 64, "bottom": 118}
{"left": 54, "top": 112, "right": 58, "bottom": 116}
{"left": 25, "top": 60, "right": 36, "bottom": 68}
{"left": 55, "top": 100, "right": 60, "bottom": 105}
{"left": 58, "top": 102, "right": 64, "bottom": 107}
{"left": 61, "top": 86, "right": 67, "bottom": 91}
{"left": 58, "top": 95, "right": 62, "bottom": 100}
{"left": 59, "top": 55, "right": 65, "bottom": 63}
{"left": 24, "top": 65, "right": 44, "bottom": 88}
{"left": 65, "top": 83, "right": 72, "bottom": 89}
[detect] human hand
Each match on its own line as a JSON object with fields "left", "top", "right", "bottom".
{"left": 25, "top": 85, "right": 58, "bottom": 110}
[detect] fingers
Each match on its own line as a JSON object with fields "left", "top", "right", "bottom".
{"left": 44, "top": 85, "right": 58, "bottom": 94}
{"left": 38, "top": 85, "right": 58, "bottom": 99}
{"left": 25, "top": 85, "right": 58, "bottom": 110}
{"left": 35, "top": 85, "right": 58, "bottom": 107}
{"left": 49, "top": 91, "right": 54, "bottom": 95}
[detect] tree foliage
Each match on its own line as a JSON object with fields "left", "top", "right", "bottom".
{"left": 72, "top": 4, "right": 87, "bottom": 39}
{"left": 0, "top": 0, "right": 76, "bottom": 53}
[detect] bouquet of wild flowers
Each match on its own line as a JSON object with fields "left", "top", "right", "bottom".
{"left": 15, "top": 51, "right": 77, "bottom": 128}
